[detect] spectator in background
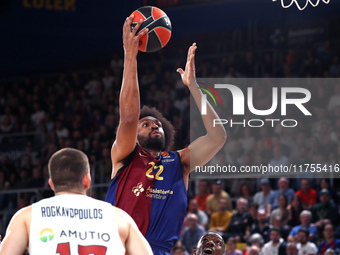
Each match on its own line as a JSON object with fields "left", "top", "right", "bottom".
{"left": 318, "top": 224, "right": 340, "bottom": 255}
{"left": 30, "top": 102, "right": 45, "bottom": 128}
{"left": 296, "top": 228, "right": 318, "bottom": 255}
{"left": 0, "top": 155, "right": 15, "bottom": 176}
{"left": 325, "top": 249, "right": 337, "bottom": 255}
{"left": 295, "top": 179, "right": 317, "bottom": 210}
{"left": 195, "top": 180, "right": 211, "bottom": 212}
{"left": 239, "top": 182, "right": 254, "bottom": 205}
{"left": 238, "top": 127, "right": 255, "bottom": 154}
{"left": 327, "top": 85, "right": 340, "bottom": 112}
{"left": 250, "top": 209, "right": 270, "bottom": 243}
{"left": 110, "top": 53, "right": 123, "bottom": 70}
{"left": 268, "top": 145, "right": 290, "bottom": 169}
{"left": 248, "top": 233, "right": 265, "bottom": 251}
{"left": 286, "top": 242, "right": 299, "bottom": 255}
{"left": 311, "top": 189, "right": 338, "bottom": 228}
{"left": 287, "top": 194, "right": 303, "bottom": 228}
{"left": 179, "top": 214, "right": 206, "bottom": 254}
{"left": 0, "top": 115, "right": 13, "bottom": 133}
{"left": 248, "top": 203, "right": 258, "bottom": 225}
{"left": 225, "top": 237, "right": 242, "bottom": 255}
{"left": 14, "top": 169, "right": 30, "bottom": 190}
{"left": 271, "top": 215, "right": 290, "bottom": 241}
{"left": 186, "top": 198, "right": 209, "bottom": 229}
{"left": 206, "top": 180, "right": 232, "bottom": 215}
{"left": 84, "top": 72, "right": 101, "bottom": 97}
{"left": 248, "top": 245, "right": 261, "bottom": 255}
{"left": 270, "top": 194, "right": 289, "bottom": 227}
{"left": 209, "top": 197, "right": 232, "bottom": 234}
{"left": 268, "top": 177, "right": 295, "bottom": 212}
{"left": 171, "top": 244, "right": 189, "bottom": 255}
{"left": 261, "top": 227, "right": 286, "bottom": 255}
{"left": 288, "top": 210, "right": 318, "bottom": 243}
{"left": 253, "top": 178, "right": 273, "bottom": 210}
{"left": 20, "top": 154, "right": 33, "bottom": 175}
{"left": 29, "top": 167, "right": 45, "bottom": 188}
{"left": 102, "top": 69, "right": 114, "bottom": 90}
{"left": 224, "top": 198, "right": 252, "bottom": 242}
{"left": 329, "top": 56, "right": 340, "bottom": 77}
{"left": 55, "top": 121, "right": 69, "bottom": 139}
{"left": 318, "top": 179, "right": 336, "bottom": 202}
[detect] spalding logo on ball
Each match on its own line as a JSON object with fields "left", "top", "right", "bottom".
{"left": 130, "top": 6, "right": 172, "bottom": 53}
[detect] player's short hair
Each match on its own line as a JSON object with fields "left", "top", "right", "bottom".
{"left": 48, "top": 148, "right": 89, "bottom": 193}
{"left": 139, "top": 105, "right": 175, "bottom": 150}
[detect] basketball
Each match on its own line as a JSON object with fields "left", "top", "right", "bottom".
{"left": 130, "top": 6, "right": 172, "bottom": 53}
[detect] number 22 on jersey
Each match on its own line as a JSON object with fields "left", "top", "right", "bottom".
{"left": 145, "top": 162, "right": 164, "bottom": 180}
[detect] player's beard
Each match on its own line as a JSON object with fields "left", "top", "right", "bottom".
{"left": 138, "top": 133, "right": 165, "bottom": 152}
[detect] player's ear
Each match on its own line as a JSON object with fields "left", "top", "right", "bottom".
{"left": 48, "top": 178, "right": 55, "bottom": 191}
{"left": 83, "top": 173, "right": 91, "bottom": 190}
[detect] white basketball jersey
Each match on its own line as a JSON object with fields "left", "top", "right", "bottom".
{"left": 29, "top": 194, "right": 125, "bottom": 255}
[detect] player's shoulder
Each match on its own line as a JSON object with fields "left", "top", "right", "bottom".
{"left": 11, "top": 205, "right": 32, "bottom": 222}
{"left": 111, "top": 206, "right": 133, "bottom": 225}
{"left": 176, "top": 147, "right": 187, "bottom": 158}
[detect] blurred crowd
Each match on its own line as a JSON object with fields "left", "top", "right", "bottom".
{"left": 174, "top": 178, "right": 340, "bottom": 255}
{"left": 0, "top": 25, "right": 340, "bottom": 254}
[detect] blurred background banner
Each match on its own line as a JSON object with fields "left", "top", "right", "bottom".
{"left": 1, "top": 0, "right": 339, "bottom": 76}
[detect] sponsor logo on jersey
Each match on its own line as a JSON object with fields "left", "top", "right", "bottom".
{"left": 161, "top": 152, "right": 170, "bottom": 158}
{"left": 60, "top": 229, "right": 111, "bottom": 242}
{"left": 145, "top": 186, "right": 174, "bottom": 200}
{"left": 162, "top": 159, "right": 175, "bottom": 163}
{"left": 40, "top": 228, "right": 55, "bottom": 242}
{"left": 132, "top": 182, "right": 144, "bottom": 197}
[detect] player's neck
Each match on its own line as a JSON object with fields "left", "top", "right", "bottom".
{"left": 143, "top": 148, "right": 160, "bottom": 158}
{"left": 55, "top": 191, "right": 86, "bottom": 196}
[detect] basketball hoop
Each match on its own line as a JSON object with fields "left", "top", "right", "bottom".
{"left": 272, "top": 0, "right": 331, "bottom": 10}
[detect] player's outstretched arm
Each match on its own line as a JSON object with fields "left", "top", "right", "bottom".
{"left": 111, "top": 16, "right": 148, "bottom": 178}
{"left": 114, "top": 207, "right": 153, "bottom": 255}
{"left": 177, "top": 43, "right": 227, "bottom": 175}
{"left": 0, "top": 207, "right": 31, "bottom": 254}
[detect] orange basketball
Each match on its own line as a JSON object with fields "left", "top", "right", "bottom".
{"left": 130, "top": 6, "right": 172, "bottom": 53}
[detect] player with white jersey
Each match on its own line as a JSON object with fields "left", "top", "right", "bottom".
{"left": 0, "top": 148, "right": 152, "bottom": 255}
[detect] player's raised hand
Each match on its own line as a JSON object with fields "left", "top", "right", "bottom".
{"left": 122, "top": 15, "right": 148, "bottom": 57}
{"left": 177, "top": 43, "right": 197, "bottom": 88}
